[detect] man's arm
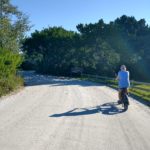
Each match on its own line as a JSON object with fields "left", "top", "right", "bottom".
{"left": 115, "top": 72, "right": 119, "bottom": 80}
{"left": 116, "top": 76, "right": 119, "bottom": 80}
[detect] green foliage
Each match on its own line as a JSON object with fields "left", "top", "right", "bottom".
{"left": 0, "top": 75, "right": 23, "bottom": 97}
{"left": 0, "top": 0, "right": 29, "bottom": 96}
{"left": 0, "top": 48, "right": 23, "bottom": 96}
{"left": 22, "top": 27, "right": 76, "bottom": 75}
{"left": 0, "top": 0, "right": 30, "bottom": 52}
{"left": 22, "top": 15, "right": 150, "bottom": 81}
{"left": 0, "top": 49, "right": 22, "bottom": 76}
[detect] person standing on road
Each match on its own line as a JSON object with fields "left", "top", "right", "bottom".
{"left": 116, "top": 65, "right": 130, "bottom": 103}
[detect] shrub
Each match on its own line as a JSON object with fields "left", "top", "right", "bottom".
{"left": 0, "top": 48, "right": 23, "bottom": 97}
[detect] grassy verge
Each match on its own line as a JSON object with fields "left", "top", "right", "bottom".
{"left": 0, "top": 48, "right": 24, "bottom": 98}
{"left": 80, "top": 75, "right": 150, "bottom": 104}
{"left": 0, "top": 75, "right": 24, "bottom": 97}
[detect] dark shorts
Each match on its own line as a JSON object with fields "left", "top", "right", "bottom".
{"left": 119, "top": 88, "right": 129, "bottom": 95}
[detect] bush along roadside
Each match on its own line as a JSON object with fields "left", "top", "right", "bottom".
{"left": 0, "top": 48, "right": 24, "bottom": 97}
{"left": 80, "top": 74, "right": 150, "bottom": 105}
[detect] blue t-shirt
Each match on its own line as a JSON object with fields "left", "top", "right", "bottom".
{"left": 118, "top": 70, "right": 130, "bottom": 88}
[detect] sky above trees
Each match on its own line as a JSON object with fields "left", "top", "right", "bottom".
{"left": 11, "top": 0, "right": 150, "bottom": 35}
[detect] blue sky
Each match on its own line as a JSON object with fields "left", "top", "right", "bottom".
{"left": 11, "top": 0, "right": 150, "bottom": 35}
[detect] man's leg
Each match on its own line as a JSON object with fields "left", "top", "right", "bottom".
{"left": 118, "top": 89, "right": 122, "bottom": 104}
{"left": 126, "top": 88, "right": 130, "bottom": 105}
{"left": 118, "top": 89, "right": 122, "bottom": 100}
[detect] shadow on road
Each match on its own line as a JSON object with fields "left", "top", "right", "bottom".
{"left": 50, "top": 102, "right": 126, "bottom": 117}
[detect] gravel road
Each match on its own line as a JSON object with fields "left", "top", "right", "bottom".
{"left": 0, "top": 71, "right": 150, "bottom": 150}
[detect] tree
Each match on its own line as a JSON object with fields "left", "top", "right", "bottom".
{"left": 0, "top": 0, "right": 30, "bottom": 52}
{"left": 0, "top": 0, "right": 30, "bottom": 96}
{"left": 22, "top": 15, "right": 150, "bottom": 81}
{"left": 22, "top": 27, "right": 76, "bottom": 74}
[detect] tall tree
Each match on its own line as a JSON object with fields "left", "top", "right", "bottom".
{"left": 22, "top": 15, "right": 150, "bottom": 81}
{"left": 0, "top": 0, "right": 30, "bottom": 96}
{"left": 0, "top": 0, "right": 30, "bottom": 52}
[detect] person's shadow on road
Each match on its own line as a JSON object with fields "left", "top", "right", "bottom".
{"left": 50, "top": 102, "right": 126, "bottom": 117}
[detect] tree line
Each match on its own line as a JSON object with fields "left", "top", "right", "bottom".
{"left": 22, "top": 15, "right": 150, "bottom": 81}
{"left": 0, "top": 0, "right": 29, "bottom": 96}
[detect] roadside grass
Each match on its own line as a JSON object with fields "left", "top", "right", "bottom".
{"left": 80, "top": 75, "right": 150, "bottom": 103}
{"left": 0, "top": 76, "right": 24, "bottom": 97}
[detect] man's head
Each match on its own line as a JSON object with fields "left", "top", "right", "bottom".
{"left": 120, "top": 65, "right": 126, "bottom": 71}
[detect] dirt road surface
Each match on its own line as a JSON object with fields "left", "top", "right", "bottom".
{"left": 0, "top": 71, "right": 150, "bottom": 150}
